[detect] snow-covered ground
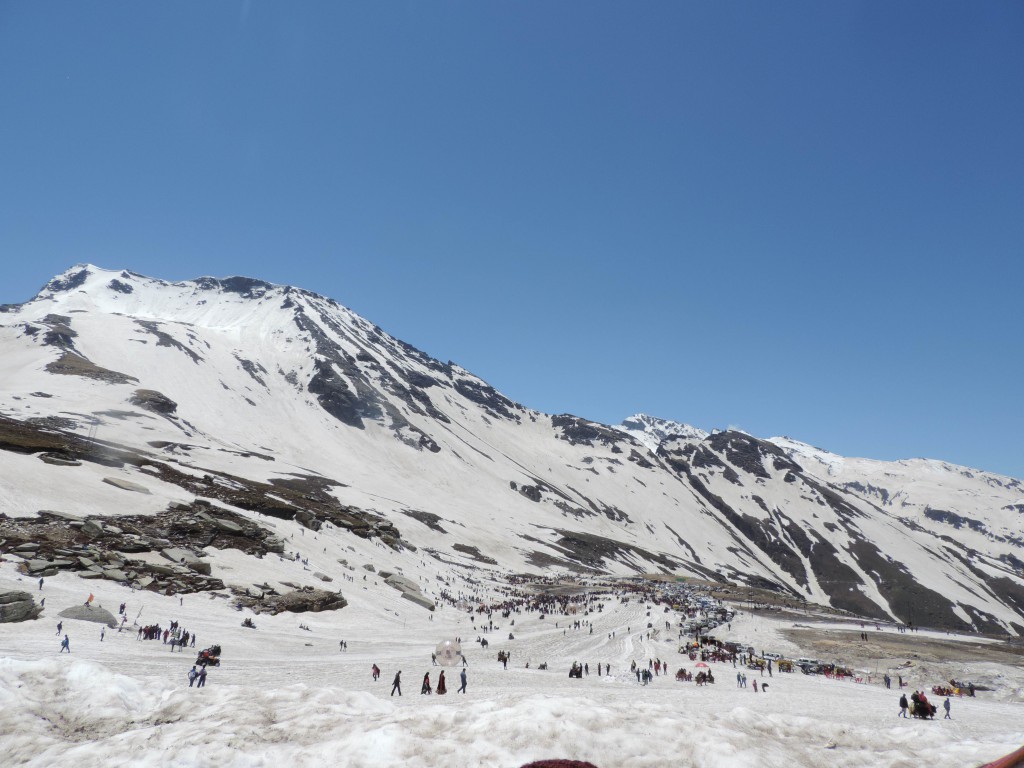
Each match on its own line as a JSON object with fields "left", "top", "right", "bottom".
{"left": 3, "top": 538, "right": 1023, "bottom": 768}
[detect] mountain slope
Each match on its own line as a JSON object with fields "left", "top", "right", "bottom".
{"left": 1, "top": 265, "right": 1022, "bottom": 634}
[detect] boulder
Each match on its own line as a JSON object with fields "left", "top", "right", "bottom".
{"left": 213, "top": 518, "right": 244, "bottom": 534}
{"left": 102, "top": 568, "right": 129, "bottom": 582}
{"left": 58, "top": 605, "right": 118, "bottom": 628}
{"left": 14, "top": 543, "right": 39, "bottom": 553}
{"left": 41, "top": 509, "right": 83, "bottom": 522}
{"left": 313, "top": 572, "right": 333, "bottom": 583}
{"left": 0, "top": 591, "right": 43, "bottom": 623}
{"left": 401, "top": 592, "right": 436, "bottom": 611}
{"left": 161, "top": 547, "right": 202, "bottom": 566}
{"left": 26, "top": 559, "right": 51, "bottom": 574}
{"left": 362, "top": 564, "right": 376, "bottom": 573}
{"left": 186, "top": 561, "right": 212, "bottom": 576}
{"left": 261, "top": 589, "right": 348, "bottom": 615}
{"left": 102, "top": 477, "right": 151, "bottom": 494}
{"left": 385, "top": 574, "right": 421, "bottom": 594}
{"left": 40, "top": 453, "right": 81, "bottom": 467}
{"left": 81, "top": 519, "right": 105, "bottom": 538}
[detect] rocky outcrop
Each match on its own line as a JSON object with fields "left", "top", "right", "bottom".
{"left": 58, "top": 604, "right": 118, "bottom": 627}
{"left": 0, "top": 501, "right": 288, "bottom": 596}
{"left": 384, "top": 574, "right": 420, "bottom": 594}
{"left": 234, "top": 588, "right": 348, "bottom": 615}
{"left": 130, "top": 389, "right": 179, "bottom": 416}
{"left": 401, "top": 591, "right": 436, "bottom": 611}
{"left": 0, "top": 591, "right": 42, "bottom": 622}
{"left": 103, "top": 477, "right": 152, "bottom": 494}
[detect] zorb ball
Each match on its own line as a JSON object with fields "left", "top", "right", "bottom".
{"left": 434, "top": 639, "right": 462, "bottom": 666}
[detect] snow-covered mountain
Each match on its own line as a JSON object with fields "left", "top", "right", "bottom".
{"left": 2, "top": 265, "right": 1023, "bottom": 634}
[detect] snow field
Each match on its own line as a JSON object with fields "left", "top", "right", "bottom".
{"left": 3, "top": 551, "right": 1023, "bottom": 768}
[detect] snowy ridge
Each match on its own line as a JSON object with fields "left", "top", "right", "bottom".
{"left": 1, "top": 265, "right": 1023, "bottom": 636}
{"left": 616, "top": 413, "right": 708, "bottom": 451}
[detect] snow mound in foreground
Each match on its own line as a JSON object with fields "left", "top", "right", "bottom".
{"left": 1, "top": 658, "right": 1020, "bottom": 768}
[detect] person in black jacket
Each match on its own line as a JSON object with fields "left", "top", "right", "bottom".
{"left": 899, "top": 693, "right": 909, "bottom": 717}
{"left": 391, "top": 671, "right": 402, "bottom": 696}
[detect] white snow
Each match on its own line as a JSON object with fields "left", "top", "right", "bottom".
{"left": 2, "top": 556, "right": 1023, "bottom": 768}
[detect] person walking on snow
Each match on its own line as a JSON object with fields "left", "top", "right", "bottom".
{"left": 188, "top": 666, "right": 198, "bottom": 687}
{"left": 197, "top": 667, "right": 207, "bottom": 688}
{"left": 391, "top": 671, "right": 402, "bottom": 696}
{"left": 899, "top": 694, "right": 909, "bottom": 717}
{"left": 60, "top": 635, "right": 70, "bottom": 653}
{"left": 421, "top": 672, "right": 432, "bottom": 694}
{"left": 371, "top": 664, "right": 380, "bottom": 681}
{"left": 943, "top": 697, "right": 951, "bottom": 719}
{"left": 56, "top": 621, "right": 63, "bottom": 636}
{"left": 458, "top": 668, "right": 467, "bottom": 694}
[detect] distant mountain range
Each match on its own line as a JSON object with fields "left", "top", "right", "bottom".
{"left": 2, "top": 265, "right": 1022, "bottom": 634}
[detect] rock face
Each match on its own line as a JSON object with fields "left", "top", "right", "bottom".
{"left": 102, "top": 477, "right": 152, "bottom": 494}
{"left": 0, "top": 591, "right": 43, "bottom": 622}
{"left": 58, "top": 604, "right": 118, "bottom": 627}
{"left": 234, "top": 588, "right": 348, "bottom": 615}
{"left": 401, "top": 591, "right": 436, "bottom": 611}
{"left": 384, "top": 574, "right": 421, "bottom": 594}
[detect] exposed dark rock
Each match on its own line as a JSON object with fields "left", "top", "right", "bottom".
{"left": 40, "top": 452, "right": 82, "bottom": 467}
{"left": 0, "top": 591, "right": 42, "bottom": 622}
{"left": 840, "top": 481, "right": 891, "bottom": 506}
{"left": 58, "top": 605, "right": 118, "bottom": 627}
{"left": 627, "top": 449, "right": 654, "bottom": 469}
{"left": 135, "top": 321, "right": 202, "bottom": 363}
{"left": 130, "top": 389, "right": 178, "bottom": 416}
{"left": 47, "top": 267, "right": 90, "bottom": 293}
{"left": 234, "top": 588, "right": 348, "bottom": 615}
{"left": 39, "top": 314, "right": 78, "bottom": 350}
{"left": 846, "top": 537, "right": 970, "bottom": 629}
{"left": 234, "top": 354, "right": 268, "bottom": 388}
{"left": 551, "top": 415, "right": 626, "bottom": 448}
{"left": 400, "top": 510, "right": 448, "bottom": 533}
{"left": 518, "top": 484, "right": 543, "bottom": 503}
{"left": 307, "top": 358, "right": 371, "bottom": 428}
{"left": 924, "top": 508, "right": 988, "bottom": 534}
{"left": 193, "top": 276, "right": 274, "bottom": 299}
{"left": 46, "top": 351, "right": 138, "bottom": 385}
{"left": 706, "top": 431, "right": 772, "bottom": 479}
{"left": 536, "top": 529, "right": 686, "bottom": 574}
{"left": 108, "top": 279, "right": 134, "bottom": 294}
{"left": 455, "top": 378, "right": 521, "bottom": 421}
{"left": 453, "top": 543, "right": 498, "bottom": 565}
{"left": 401, "top": 591, "right": 436, "bottom": 610}
{"left": 102, "top": 477, "right": 151, "bottom": 494}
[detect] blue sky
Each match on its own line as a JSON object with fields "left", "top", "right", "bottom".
{"left": 1, "top": 2, "right": 1022, "bottom": 478}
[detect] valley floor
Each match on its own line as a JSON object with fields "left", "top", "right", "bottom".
{"left": 2, "top": 557, "right": 1024, "bottom": 768}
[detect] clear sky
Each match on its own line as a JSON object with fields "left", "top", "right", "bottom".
{"left": 1, "top": 2, "right": 1022, "bottom": 478}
